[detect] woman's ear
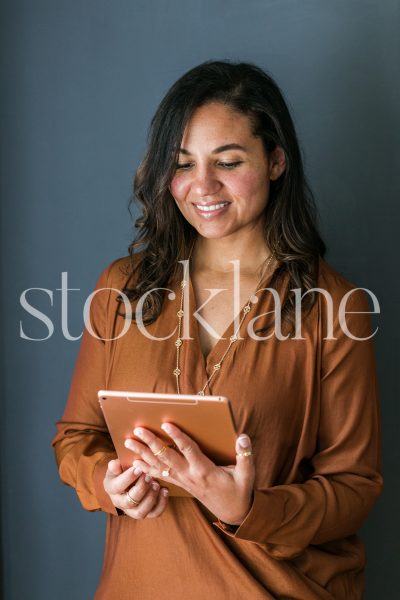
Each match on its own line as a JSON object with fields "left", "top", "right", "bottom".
{"left": 269, "top": 146, "right": 286, "bottom": 180}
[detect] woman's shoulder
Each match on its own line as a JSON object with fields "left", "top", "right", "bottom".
{"left": 96, "top": 251, "right": 144, "bottom": 290}
{"left": 316, "top": 256, "right": 370, "bottom": 311}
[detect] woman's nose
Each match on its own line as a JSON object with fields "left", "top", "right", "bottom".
{"left": 191, "top": 166, "right": 222, "bottom": 197}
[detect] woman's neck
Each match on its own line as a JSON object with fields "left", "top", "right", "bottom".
{"left": 190, "top": 234, "right": 272, "bottom": 277}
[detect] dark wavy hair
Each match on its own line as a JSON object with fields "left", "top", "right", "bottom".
{"left": 123, "top": 59, "right": 326, "bottom": 334}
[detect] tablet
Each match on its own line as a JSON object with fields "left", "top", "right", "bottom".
{"left": 98, "top": 390, "right": 238, "bottom": 497}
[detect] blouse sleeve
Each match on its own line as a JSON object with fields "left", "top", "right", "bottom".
{"left": 213, "top": 287, "right": 383, "bottom": 559}
{"left": 52, "top": 259, "right": 124, "bottom": 516}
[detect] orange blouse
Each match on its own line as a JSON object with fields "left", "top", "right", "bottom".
{"left": 52, "top": 253, "right": 383, "bottom": 599}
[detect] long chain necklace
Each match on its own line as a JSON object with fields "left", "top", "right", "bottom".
{"left": 172, "top": 243, "right": 275, "bottom": 395}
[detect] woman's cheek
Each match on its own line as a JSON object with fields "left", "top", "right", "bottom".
{"left": 232, "top": 171, "right": 265, "bottom": 196}
{"left": 169, "top": 174, "right": 189, "bottom": 199}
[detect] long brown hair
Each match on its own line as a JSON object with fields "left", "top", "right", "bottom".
{"left": 123, "top": 59, "right": 326, "bottom": 334}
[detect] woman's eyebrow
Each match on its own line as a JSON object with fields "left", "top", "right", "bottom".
{"left": 179, "top": 143, "right": 247, "bottom": 155}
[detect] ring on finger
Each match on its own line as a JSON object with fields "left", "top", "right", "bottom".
{"left": 161, "top": 466, "right": 171, "bottom": 477}
{"left": 153, "top": 445, "right": 168, "bottom": 458}
{"left": 126, "top": 489, "right": 140, "bottom": 506}
{"left": 236, "top": 450, "right": 253, "bottom": 457}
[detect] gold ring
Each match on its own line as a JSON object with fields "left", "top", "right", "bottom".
{"left": 236, "top": 451, "right": 253, "bottom": 457}
{"left": 161, "top": 466, "right": 171, "bottom": 477}
{"left": 154, "top": 445, "right": 168, "bottom": 457}
{"left": 126, "top": 490, "right": 140, "bottom": 506}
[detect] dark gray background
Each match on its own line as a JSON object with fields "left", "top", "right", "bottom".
{"left": 1, "top": 1, "right": 399, "bottom": 598}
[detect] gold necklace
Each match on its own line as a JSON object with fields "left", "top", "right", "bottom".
{"left": 172, "top": 244, "right": 275, "bottom": 395}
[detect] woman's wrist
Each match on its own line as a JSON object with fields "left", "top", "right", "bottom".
{"left": 217, "top": 490, "right": 254, "bottom": 532}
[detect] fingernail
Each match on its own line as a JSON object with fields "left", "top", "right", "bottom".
{"left": 145, "top": 474, "right": 152, "bottom": 483}
{"left": 162, "top": 488, "right": 169, "bottom": 496}
{"left": 124, "top": 439, "right": 132, "bottom": 448}
{"left": 133, "top": 466, "right": 142, "bottom": 475}
{"left": 152, "top": 482, "right": 159, "bottom": 491}
{"left": 161, "top": 423, "right": 172, "bottom": 434}
{"left": 134, "top": 428, "right": 143, "bottom": 437}
{"left": 239, "top": 435, "right": 250, "bottom": 448}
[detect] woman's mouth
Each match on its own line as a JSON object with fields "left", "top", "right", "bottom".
{"left": 193, "top": 201, "right": 230, "bottom": 219}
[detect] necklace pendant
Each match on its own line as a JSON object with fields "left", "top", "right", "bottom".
{"left": 174, "top": 243, "right": 273, "bottom": 395}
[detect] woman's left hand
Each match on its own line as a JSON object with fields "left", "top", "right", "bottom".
{"left": 124, "top": 423, "right": 255, "bottom": 526}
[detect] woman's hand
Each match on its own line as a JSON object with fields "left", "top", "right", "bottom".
{"left": 125, "top": 423, "right": 255, "bottom": 526}
{"left": 103, "top": 459, "right": 169, "bottom": 518}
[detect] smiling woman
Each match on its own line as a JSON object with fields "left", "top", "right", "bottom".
{"left": 170, "top": 102, "right": 286, "bottom": 241}
{"left": 52, "top": 60, "right": 382, "bottom": 600}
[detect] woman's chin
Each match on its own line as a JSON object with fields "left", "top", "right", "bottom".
{"left": 193, "top": 224, "right": 234, "bottom": 239}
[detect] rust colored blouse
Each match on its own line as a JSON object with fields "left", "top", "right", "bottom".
{"left": 52, "top": 253, "right": 383, "bottom": 600}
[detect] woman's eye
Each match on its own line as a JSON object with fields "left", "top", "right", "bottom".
{"left": 219, "top": 161, "right": 243, "bottom": 169}
{"left": 175, "top": 161, "right": 243, "bottom": 170}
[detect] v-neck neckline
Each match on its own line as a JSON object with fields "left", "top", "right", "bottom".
{"left": 187, "top": 263, "right": 278, "bottom": 370}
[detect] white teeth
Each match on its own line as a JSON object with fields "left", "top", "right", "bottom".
{"left": 195, "top": 202, "right": 229, "bottom": 212}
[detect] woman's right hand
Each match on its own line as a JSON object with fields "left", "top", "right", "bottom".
{"left": 103, "top": 459, "right": 169, "bottom": 518}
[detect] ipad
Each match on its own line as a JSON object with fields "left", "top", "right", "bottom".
{"left": 98, "top": 390, "right": 238, "bottom": 497}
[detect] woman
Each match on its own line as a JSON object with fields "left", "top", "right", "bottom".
{"left": 52, "top": 60, "right": 383, "bottom": 599}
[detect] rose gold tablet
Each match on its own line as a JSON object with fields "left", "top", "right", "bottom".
{"left": 98, "top": 390, "right": 238, "bottom": 497}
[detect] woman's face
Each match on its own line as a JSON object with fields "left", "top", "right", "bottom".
{"left": 169, "top": 101, "right": 285, "bottom": 241}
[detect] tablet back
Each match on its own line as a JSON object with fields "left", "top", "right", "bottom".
{"left": 98, "top": 390, "right": 238, "bottom": 497}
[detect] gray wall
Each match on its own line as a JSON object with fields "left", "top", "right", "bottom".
{"left": 1, "top": 1, "right": 399, "bottom": 598}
